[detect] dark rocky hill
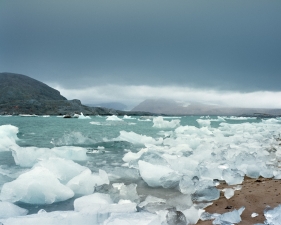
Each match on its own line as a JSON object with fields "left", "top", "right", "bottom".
{"left": 0, "top": 73, "right": 154, "bottom": 116}
{"left": 0, "top": 73, "right": 66, "bottom": 103}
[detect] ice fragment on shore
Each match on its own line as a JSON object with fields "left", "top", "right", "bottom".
{"left": 212, "top": 207, "right": 244, "bottom": 225}
{"left": 246, "top": 164, "right": 260, "bottom": 178}
{"left": 0, "top": 201, "right": 28, "bottom": 219}
{"left": 222, "top": 168, "right": 244, "bottom": 185}
{"left": 264, "top": 204, "right": 281, "bottom": 225}
{"left": 0, "top": 167, "right": 74, "bottom": 204}
{"left": 138, "top": 160, "right": 181, "bottom": 188}
{"left": 193, "top": 186, "right": 220, "bottom": 202}
{"left": 182, "top": 206, "right": 205, "bottom": 224}
{"left": 251, "top": 212, "right": 258, "bottom": 217}
{"left": 222, "top": 188, "right": 235, "bottom": 199}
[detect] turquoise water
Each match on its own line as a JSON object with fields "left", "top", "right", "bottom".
{"left": 0, "top": 114, "right": 277, "bottom": 219}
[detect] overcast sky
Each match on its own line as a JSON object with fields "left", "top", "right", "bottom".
{"left": 1, "top": 0, "right": 281, "bottom": 109}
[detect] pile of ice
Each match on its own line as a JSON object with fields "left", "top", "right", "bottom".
{"left": 1, "top": 117, "right": 281, "bottom": 224}
{"left": 122, "top": 118, "right": 281, "bottom": 190}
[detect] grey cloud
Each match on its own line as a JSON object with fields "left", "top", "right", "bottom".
{"left": 0, "top": 0, "right": 281, "bottom": 91}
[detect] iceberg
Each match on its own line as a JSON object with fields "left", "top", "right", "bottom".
{"left": 0, "top": 167, "right": 74, "bottom": 204}
{"left": 67, "top": 169, "right": 109, "bottom": 196}
{"left": 0, "top": 125, "right": 19, "bottom": 152}
{"left": 138, "top": 160, "right": 181, "bottom": 188}
{"left": 106, "top": 115, "right": 123, "bottom": 121}
{"left": 0, "top": 201, "right": 28, "bottom": 219}
{"left": 78, "top": 112, "right": 91, "bottom": 119}
{"left": 152, "top": 116, "right": 180, "bottom": 129}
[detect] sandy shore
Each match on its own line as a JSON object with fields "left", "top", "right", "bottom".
{"left": 197, "top": 177, "right": 281, "bottom": 224}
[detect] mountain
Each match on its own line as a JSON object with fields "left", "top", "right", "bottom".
{"left": 132, "top": 99, "right": 281, "bottom": 116}
{"left": 0, "top": 72, "right": 66, "bottom": 103}
{"left": 85, "top": 102, "right": 128, "bottom": 111}
{"left": 0, "top": 73, "right": 153, "bottom": 116}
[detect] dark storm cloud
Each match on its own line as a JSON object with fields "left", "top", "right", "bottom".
{"left": 0, "top": 0, "right": 281, "bottom": 91}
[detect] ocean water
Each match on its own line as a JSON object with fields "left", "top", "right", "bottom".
{"left": 0, "top": 115, "right": 280, "bottom": 224}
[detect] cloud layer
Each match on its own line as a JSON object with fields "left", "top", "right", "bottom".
{"left": 51, "top": 84, "right": 281, "bottom": 110}
{"left": 1, "top": 0, "right": 281, "bottom": 93}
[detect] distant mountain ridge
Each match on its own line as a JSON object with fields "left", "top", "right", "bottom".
{"left": 132, "top": 99, "right": 281, "bottom": 116}
{"left": 85, "top": 102, "right": 128, "bottom": 111}
{"left": 0, "top": 73, "right": 153, "bottom": 116}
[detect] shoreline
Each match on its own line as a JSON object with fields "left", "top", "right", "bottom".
{"left": 197, "top": 177, "right": 281, "bottom": 224}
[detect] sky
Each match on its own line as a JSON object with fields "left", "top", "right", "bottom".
{"left": 1, "top": 0, "right": 281, "bottom": 109}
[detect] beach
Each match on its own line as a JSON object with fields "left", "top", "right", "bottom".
{"left": 197, "top": 177, "right": 281, "bottom": 224}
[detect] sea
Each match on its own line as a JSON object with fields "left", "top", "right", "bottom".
{"left": 0, "top": 114, "right": 280, "bottom": 224}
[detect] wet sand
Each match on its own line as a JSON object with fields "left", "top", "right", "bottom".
{"left": 197, "top": 177, "right": 281, "bottom": 225}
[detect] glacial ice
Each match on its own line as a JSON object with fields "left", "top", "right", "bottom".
{"left": 0, "top": 210, "right": 98, "bottom": 225}
{"left": 74, "top": 193, "right": 137, "bottom": 217}
{"left": 106, "top": 115, "right": 123, "bottom": 121}
{"left": 111, "top": 183, "right": 140, "bottom": 203}
{"left": 66, "top": 169, "right": 109, "bottom": 195}
{"left": 0, "top": 201, "right": 28, "bottom": 219}
{"left": 123, "top": 115, "right": 136, "bottom": 120}
{"left": 222, "top": 168, "right": 244, "bottom": 185}
{"left": 152, "top": 116, "right": 180, "bottom": 129}
{"left": 263, "top": 204, "right": 281, "bottom": 225}
{"left": 114, "top": 131, "right": 163, "bottom": 145}
{"left": 166, "top": 209, "right": 187, "bottom": 225}
{"left": 138, "top": 160, "right": 181, "bottom": 188}
{"left": 1, "top": 117, "right": 281, "bottom": 224}
{"left": 74, "top": 193, "right": 113, "bottom": 212}
{"left": 78, "top": 112, "right": 91, "bottom": 119}
{"left": 183, "top": 206, "right": 205, "bottom": 224}
{"left": 222, "top": 188, "right": 235, "bottom": 199}
{"left": 11, "top": 146, "right": 88, "bottom": 167}
{"left": 34, "top": 157, "right": 88, "bottom": 183}
{"left": 212, "top": 207, "right": 244, "bottom": 225}
{"left": 0, "top": 125, "right": 19, "bottom": 152}
{"left": 103, "top": 212, "right": 161, "bottom": 225}
{"left": 0, "top": 167, "right": 74, "bottom": 204}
